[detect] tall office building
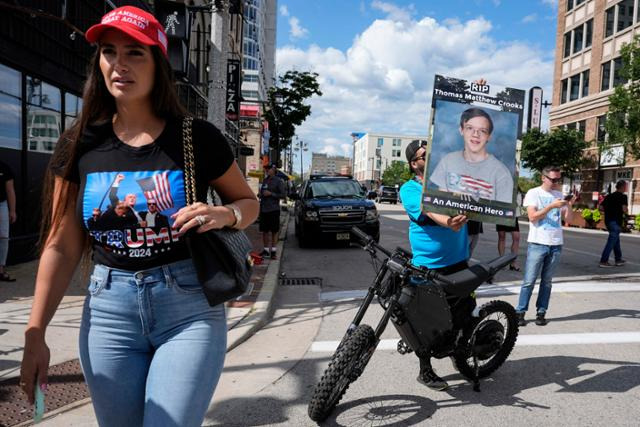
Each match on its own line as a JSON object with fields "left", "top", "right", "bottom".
{"left": 550, "top": 0, "right": 638, "bottom": 213}
{"left": 240, "top": 0, "right": 277, "bottom": 188}
{"left": 310, "top": 153, "right": 352, "bottom": 176}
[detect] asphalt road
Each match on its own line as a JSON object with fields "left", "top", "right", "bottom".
{"left": 208, "top": 203, "right": 640, "bottom": 427}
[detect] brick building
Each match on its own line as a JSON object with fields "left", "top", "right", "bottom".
{"left": 550, "top": 0, "right": 639, "bottom": 213}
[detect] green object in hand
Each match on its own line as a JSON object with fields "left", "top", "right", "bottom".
{"left": 33, "top": 380, "right": 45, "bottom": 423}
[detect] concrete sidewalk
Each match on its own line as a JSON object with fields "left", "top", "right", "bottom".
{"left": 0, "top": 210, "right": 289, "bottom": 426}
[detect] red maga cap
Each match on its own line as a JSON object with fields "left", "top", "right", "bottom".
{"left": 85, "top": 6, "right": 168, "bottom": 57}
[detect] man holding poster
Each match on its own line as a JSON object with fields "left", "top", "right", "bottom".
{"left": 400, "top": 139, "right": 468, "bottom": 391}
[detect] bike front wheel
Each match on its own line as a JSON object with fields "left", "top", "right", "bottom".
{"left": 451, "top": 300, "right": 519, "bottom": 380}
{"left": 308, "top": 324, "right": 376, "bottom": 422}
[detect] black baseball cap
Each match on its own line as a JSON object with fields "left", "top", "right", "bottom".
{"left": 405, "top": 140, "right": 428, "bottom": 163}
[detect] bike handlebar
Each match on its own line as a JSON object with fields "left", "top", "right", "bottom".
{"left": 351, "top": 226, "right": 457, "bottom": 285}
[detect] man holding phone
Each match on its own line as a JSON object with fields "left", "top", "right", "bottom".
{"left": 515, "top": 166, "right": 575, "bottom": 327}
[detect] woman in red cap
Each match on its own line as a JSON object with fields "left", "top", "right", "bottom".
{"left": 20, "top": 6, "right": 258, "bottom": 426}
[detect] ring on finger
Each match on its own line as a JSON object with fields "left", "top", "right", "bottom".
{"left": 195, "top": 215, "right": 207, "bottom": 226}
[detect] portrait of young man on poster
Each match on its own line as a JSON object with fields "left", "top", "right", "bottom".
{"left": 422, "top": 75, "right": 524, "bottom": 226}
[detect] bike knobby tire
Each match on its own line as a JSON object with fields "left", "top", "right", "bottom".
{"left": 451, "top": 300, "right": 519, "bottom": 380}
{"left": 308, "top": 324, "right": 376, "bottom": 422}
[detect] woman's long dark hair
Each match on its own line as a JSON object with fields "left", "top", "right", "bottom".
{"left": 39, "top": 45, "right": 188, "bottom": 255}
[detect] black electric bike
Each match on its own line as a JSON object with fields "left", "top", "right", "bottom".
{"left": 308, "top": 226, "right": 519, "bottom": 422}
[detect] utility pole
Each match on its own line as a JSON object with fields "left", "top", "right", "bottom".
{"left": 208, "top": 0, "right": 229, "bottom": 131}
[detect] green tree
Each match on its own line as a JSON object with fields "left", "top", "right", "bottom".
{"left": 518, "top": 175, "right": 539, "bottom": 194}
{"left": 520, "top": 127, "right": 589, "bottom": 176}
{"left": 263, "top": 71, "right": 322, "bottom": 161}
{"left": 604, "top": 34, "right": 640, "bottom": 159}
{"left": 381, "top": 161, "right": 412, "bottom": 186}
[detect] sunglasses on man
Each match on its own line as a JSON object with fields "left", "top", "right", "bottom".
{"left": 544, "top": 175, "right": 563, "bottom": 184}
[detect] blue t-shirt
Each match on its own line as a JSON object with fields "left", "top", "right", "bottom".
{"left": 399, "top": 179, "right": 469, "bottom": 269}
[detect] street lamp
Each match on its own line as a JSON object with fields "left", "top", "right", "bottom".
{"left": 294, "top": 136, "right": 308, "bottom": 180}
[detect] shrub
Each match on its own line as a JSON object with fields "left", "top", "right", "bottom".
{"left": 591, "top": 209, "right": 602, "bottom": 223}
{"left": 635, "top": 215, "right": 640, "bottom": 230}
{"left": 581, "top": 208, "right": 593, "bottom": 221}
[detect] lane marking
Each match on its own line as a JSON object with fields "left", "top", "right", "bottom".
{"left": 310, "top": 332, "right": 640, "bottom": 352}
{"left": 320, "top": 281, "right": 640, "bottom": 302}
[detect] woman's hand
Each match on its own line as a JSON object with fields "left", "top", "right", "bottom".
{"left": 171, "top": 202, "right": 234, "bottom": 234}
{"left": 20, "top": 331, "right": 50, "bottom": 404}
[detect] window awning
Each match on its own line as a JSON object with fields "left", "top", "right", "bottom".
{"left": 240, "top": 104, "right": 260, "bottom": 117}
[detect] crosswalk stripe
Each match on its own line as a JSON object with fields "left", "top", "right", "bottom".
{"left": 320, "top": 281, "right": 640, "bottom": 302}
{"left": 310, "top": 331, "right": 640, "bottom": 352}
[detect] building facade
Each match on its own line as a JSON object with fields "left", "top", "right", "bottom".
{"left": 239, "top": 0, "right": 277, "bottom": 192}
{"left": 0, "top": 0, "right": 229, "bottom": 263}
{"left": 550, "top": 0, "right": 639, "bottom": 213}
{"left": 353, "top": 133, "right": 428, "bottom": 186}
{"left": 310, "top": 153, "right": 352, "bottom": 176}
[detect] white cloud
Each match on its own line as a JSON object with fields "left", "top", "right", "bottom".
{"left": 541, "top": 0, "right": 557, "bottom": 8}
{"left": 276, "top": 15, "right": 554, "bottom": 172}
{"left": 522, "top": 13, "right": 538, "bottom": 23}
{"left": 289, "top": 16, "right": 309, "bottom": 39}
{"left": 492, "top": 0, "right": 501, "bottom": 5}
{"left": 279, "top": 5, "right": 289, "bottom": 17}
{"left": 371, "top": 1, "right": 415, "bottom": 23}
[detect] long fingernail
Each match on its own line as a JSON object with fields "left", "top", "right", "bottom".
{"left": 40, "top": 383, "right": 47, "bottom": 392}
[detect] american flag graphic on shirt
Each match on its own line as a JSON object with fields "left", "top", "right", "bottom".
{"left": 136, "top": 171, "right": 174, "bottom": 211}
{"left": 447, "top": 172, "right": 494, "bottom": 201}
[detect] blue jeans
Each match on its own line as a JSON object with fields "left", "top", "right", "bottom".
{"left": 600, "top": 221, "right": 622, "bottom": 263}
{"left": 516, "top": 243, "right": 562, "bottom": 315}
{"left": 79, "top": 259, "right": 227, "bottom": 427}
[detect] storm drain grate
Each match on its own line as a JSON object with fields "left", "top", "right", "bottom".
{"left": 279, "top": 277, "right": 323, "bottom": 286}
{"left": 0, "top": 359, "right": 89, "bottom": 426}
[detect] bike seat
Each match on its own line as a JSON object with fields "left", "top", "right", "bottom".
{"left": 436, "top": 254, "right": 517, "bottom": 297}
{"left": 436, "top": 264, "right": 491, "bottom": 296}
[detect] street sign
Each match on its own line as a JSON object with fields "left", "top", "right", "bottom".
{"left": 226, "top": 59, "right": 241, "bottom": 121}
{"left": 527, "top": 86, "right": 543, "bottom": 130}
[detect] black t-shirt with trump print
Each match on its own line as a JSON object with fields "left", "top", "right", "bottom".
{"left": 54, "top": 117, "right": 234, "bottom": 271}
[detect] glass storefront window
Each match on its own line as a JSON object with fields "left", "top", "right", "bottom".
{"left": 26, "top": 76, "right": 61, "bottom": 154}
{"left": 0, "top": 93, "right": 22, "bottom": 150}
{"left": 64, "top": 92, "right": 82, "bottom": 129}
{"left": 0, "top": 64, "right": 21, "bottom": 97}
{"left": 0, "top": 64, "right": 22, "bottom": 150}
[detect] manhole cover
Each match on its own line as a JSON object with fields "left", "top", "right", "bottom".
{"left": 279, "top": 277, "right": 322, "bottom": 286}
{"left": 0, "top": 359, "right": 89, "bottom": 426}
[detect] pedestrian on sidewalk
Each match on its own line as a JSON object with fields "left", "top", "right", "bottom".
{"left": 19, "top": 6, "right": 259, "bottom": 427}
{"left": 258, "top": 163, "right": 285, "bottom": 259}
{"left": 515, "top": 166, "right": 575, "bottom": 327}
{"left": 496, "top": 220, "right": 521, "bottom": 271}
{"left": 0, "top": 159, "right": 17, "bottom": 282}
{"left": 400, "top": 139, "right": 468, "bottom": 391}
{"left": 599, "top": 180, "right": 628, "bottom": 268}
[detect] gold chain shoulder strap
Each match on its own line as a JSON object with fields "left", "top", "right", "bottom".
{"left": 182, "top": 116, "right": 197, "bottom": 205}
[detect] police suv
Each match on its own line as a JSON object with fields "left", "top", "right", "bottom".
{"left": 292, "top": 175, "right": 380, "bottom": 247}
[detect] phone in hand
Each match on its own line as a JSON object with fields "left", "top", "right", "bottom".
{"left": 33, "top": 379, "right": 45, "bottom": 423}
{"left": 564, "top": 194, "right": 574, "bottom": 201}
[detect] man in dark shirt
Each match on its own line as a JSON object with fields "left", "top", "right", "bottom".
{"left": 599, "top": 180, "right": 628, "bottom": 268}
{"left": 258, "top": 164, "right": 286, "bottom": 259}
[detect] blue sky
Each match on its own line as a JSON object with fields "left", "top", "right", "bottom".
{"left": 275, "top": 0, "right": 559, "bottom": 173}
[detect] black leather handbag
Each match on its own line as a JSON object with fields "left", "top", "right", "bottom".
{"left": 182, "top": 116, "right": 253, "bottom": 307}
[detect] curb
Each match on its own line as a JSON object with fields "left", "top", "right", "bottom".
{"left": 225, "top": 209, "right": 289, "bottom": 352}
{"left": 517, "top": 219, "right": 640, "bottom": 239}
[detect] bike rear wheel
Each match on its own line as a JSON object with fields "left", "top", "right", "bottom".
{"left": 451, "top": 300, "right": 519, "bottom": 380}
{"left": 308, "top": 324, "right": 376, "bottom": 422}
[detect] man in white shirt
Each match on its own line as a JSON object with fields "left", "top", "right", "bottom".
{"left": 515, "top": 166, "right": 575, "bottom": 326}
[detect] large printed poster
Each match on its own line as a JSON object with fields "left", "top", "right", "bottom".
{"left": 421, "top": 75, "right": 525, "bottom": 226}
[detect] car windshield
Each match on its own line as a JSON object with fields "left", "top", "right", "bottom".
{"left": 381, "top": 187, "right": 397, "bottom": 193}
{"left": 306, "top": 180, "right": 365, "bottom": 199}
